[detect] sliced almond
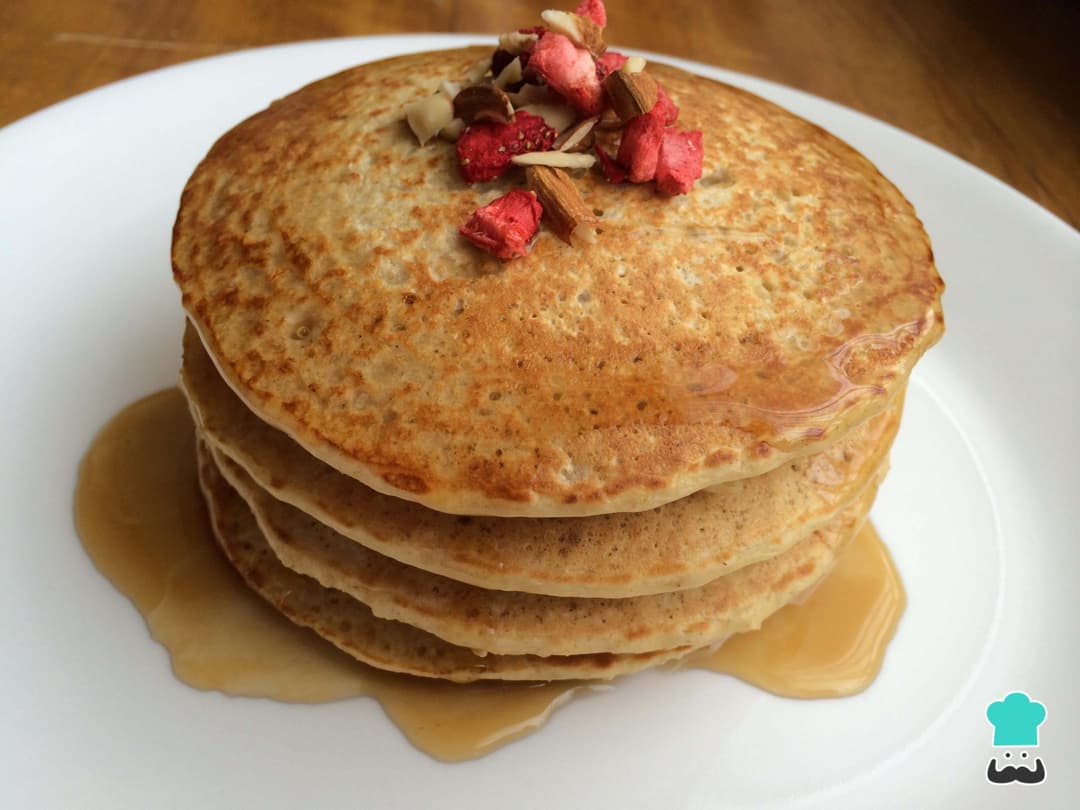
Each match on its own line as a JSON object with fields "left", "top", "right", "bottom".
{"left": 453, "top": 84, "right": 514, "bottom": 124}
{"left": 602, "top": 70, "right": 659, "bottom": 122}
{"left": 511, "top": 151, "right": 597, "bottom": 169}
{"left": 439, "top": 118, "right": 466, "bottom": 141}
{"left": 498, "top": 31, "right": 539, "bottom": 54}
{"left": 493, "top": 56, "right": 523, "bottom": 90}
{"left": 517, "top": 102, "right": 578, "bottom": 133}
{"left": 540, "top": 10, "right": 582, "bottom": 41}
{"left": 404, "top": 94, "right": 454, "bottom": 145}
{"left": 554, "top": 116, "right": 599, "bottom": 152}
{"left": 541, "top": 9, "right": 605, "bottom": 56}
{"left": 526, "top": 165, "right": 600, "bottom": 245}
{"left": 508, "top": 83, "right": 559, "bottom": 106}
{"left": 439, "top": 81, "right": 461, "bottom": 101}
{"left": 621, "top": 56, "right": 647, "bottom": 74}
{"left": 465, "top": 56, "right": 492, "bottom": 83}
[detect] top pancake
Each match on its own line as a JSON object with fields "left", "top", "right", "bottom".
{"left": 173, "top": 46, "right": 943, "bottom": 517}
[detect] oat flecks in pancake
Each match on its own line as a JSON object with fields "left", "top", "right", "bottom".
{"left": 173, "top": 47, "right": 944, "bottom": 517}
{"left": 211, "top": 440, "right": 879, "bottom": 656}
{"left": 182, "top": 322, "right": 901, "bottom": 597}
{"left": 195, "top": 439, "right": 693, "bottom": 682}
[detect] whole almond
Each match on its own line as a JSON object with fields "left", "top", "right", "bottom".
{"left": 602, "top": 70, "right": 659, "bottom": 122}
{"left": 554, "top": 116, "right": 599, "bottom": 152}
{"left": 526, "top": 165, "right": 599, "bottom": 245}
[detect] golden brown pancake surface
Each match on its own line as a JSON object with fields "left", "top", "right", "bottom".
{"left": 174, "top": 47, "right": 943, "bottom": 517}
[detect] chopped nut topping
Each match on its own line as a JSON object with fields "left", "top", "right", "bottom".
{"left": 517, "top": 102, "right": 578, "bottom": 133}
{"left": 404, "top": 94, "right": 455, "bottom": 145}
{"left": 526, "top": 165, "right": 599, "bottom": 245}
{"left": 603, "top": 70, "right": 659, "bottom": 122}
{"left": 493, "top": 56, "right": 523, "bottom": 89}
{"left": 404, "top": 0, "right": 701, "bottom": 261}
{"left": 554, "top": 116, "right": 599, "bottom": 152}
{"left": 453, "top": 84, "right": 514, "bottom": 124}
{"left": 498, "top": 31, "right": 540, "bottom": 54}
{"left": 465, "top": 57, "right": 493, "bottom": 83}
{"left": 540, "top": 9, "right": 605, "bottom": 56}
{"left": 511, "top": 151, "right": 597, "bottom": 168}
{"left": 439, "top": 118, "right": 466, "bottom": 141}
{"left": 508, "top": 83, "right": 559, "bottom": 106}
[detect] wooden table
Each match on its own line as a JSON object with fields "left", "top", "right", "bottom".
{"left": 3, "top": 0, "right": 1077, "bottom": 229}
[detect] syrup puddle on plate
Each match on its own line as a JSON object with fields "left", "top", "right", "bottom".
{"left": 74, "top": 389, "right": 904, "bottom": 760}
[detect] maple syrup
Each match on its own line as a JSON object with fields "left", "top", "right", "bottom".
{"left": 74, "top": 389, "right": 904, "bottom": 760}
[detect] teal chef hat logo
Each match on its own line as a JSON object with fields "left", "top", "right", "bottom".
{"left": 986, "top": 692, "right": 1046, "bottom": 747}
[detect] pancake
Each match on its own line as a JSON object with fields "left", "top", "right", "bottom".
{"left": 182, "top": 322, "right": 900, "bottom": 597}
{"left": 211, "top": 441, "right": 879, "bottom": 656}
{"left": 195, "top": 438, "right": 693, "bottom": 682}
{"left": 173, "top": 46, "right": 944, "bottom": 518}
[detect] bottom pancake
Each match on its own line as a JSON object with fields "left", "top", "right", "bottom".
{"left": 195, "top": 438, "right": 694, "bottom": 682}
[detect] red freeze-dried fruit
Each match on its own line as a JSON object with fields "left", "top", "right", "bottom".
{"left": 574, "top": 0, "right": 607, "bottom": 28}
{"left": 527, "top": 33, "right": 604, "bottom": 117}
{"left": 594, "top": 144, "right": 627, "bottom": 183}
{"left": 596, "top": 50, "right": 628, "bottom": 81}
{"left": 460, "top": 190, "right": 543, "bottom": 259}
{"left": 457, "top": 111, "right": 558, "bottom": 183}
{"left": 655, "top": 128, "right": 704, "bottom": 195}
{"left": 654, "top": 83, "right": 680, "bottom": 125}
{"left": 617, "top": 111, "right": 665, "bottom": 182}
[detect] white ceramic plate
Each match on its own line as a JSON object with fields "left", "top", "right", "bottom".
{"left": 1, "top": 35, "right": 1076, "bottom": 809}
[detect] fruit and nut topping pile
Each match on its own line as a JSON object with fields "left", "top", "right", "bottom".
{"left": 403, "top": 0, "right": 704, "bottom": 261}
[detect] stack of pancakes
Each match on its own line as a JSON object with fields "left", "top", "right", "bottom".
{"left": 172, "top": 49, "right": 944, "bottom": 683}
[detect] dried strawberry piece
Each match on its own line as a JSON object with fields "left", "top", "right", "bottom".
{"left": 617, "top": 111, "right": 665, "bottom": 182}
{"left": 596, "top": 50, "right": 628, "bottom": 81}
{"left": 457, "top": 111, "right": 558, "bottom": 183}
{"left": 654, "top": 83, "right": 680, "bottom": 125}
{"left": 527, "top": 32, "right": 604, "bottom": 117}
{"left": 655, "top": 128, "right": 704, "bottom": 195}
{"left": 594, "top": 144, "right": 627, "bottom": 183}
{"left": 574, "top": 0, "right": 607, "bottom": 28}
{"left": 460, "top": 190, "right": 543, "bottom": 260}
